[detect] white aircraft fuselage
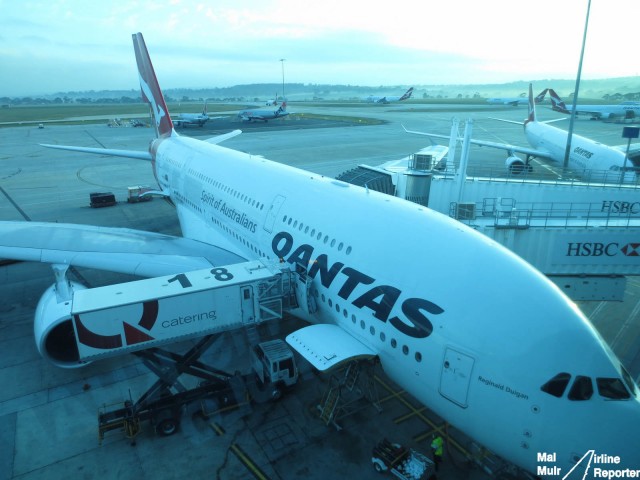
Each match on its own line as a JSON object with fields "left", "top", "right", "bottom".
{"left": 151, "top": 131, "right": 640, "bottom": 474}
{"left": 525, "top": 120, "right": 631, "bottom": 173}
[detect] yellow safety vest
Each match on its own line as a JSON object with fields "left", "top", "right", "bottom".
{"left": 431, "top": 436, "right": 443, "bottom": 456}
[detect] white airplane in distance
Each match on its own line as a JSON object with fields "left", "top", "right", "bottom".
{"left": 237, "top": 102, "right": 288, "bottom": 122}
{"left": 549, "top": 88, "right": 640, "bottom": 120}
{"left": 174, "top": 103, "right": 211, "bottom": 127}
{"left": 2, "top": 34, "right": 639, "bottom": 476}
{"left": 364, "top": 87, "right": 413, "bottom": 104}
{"left": 486, "top": 88, "right": 548, "bottom": 106}
{"left": 406, "top": 84, "right": 640, "bottom": 178}
{"left": 265, "top": 93, "right": 279, "bottom": 106}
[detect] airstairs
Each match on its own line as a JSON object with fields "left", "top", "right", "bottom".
{"left": 317, "top": 360, "right": 382, "bottom": 430}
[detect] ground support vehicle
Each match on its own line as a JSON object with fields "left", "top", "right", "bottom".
{"left": 371, "top": 438, "right": 436, "bottom": 480}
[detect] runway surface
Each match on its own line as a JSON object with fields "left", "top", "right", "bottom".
{"left": 0, "top": 101, "right": 638, "bottom": 479}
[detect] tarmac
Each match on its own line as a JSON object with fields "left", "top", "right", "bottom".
{"left": 1, "top": 103, "right": 639, "bottom": 479}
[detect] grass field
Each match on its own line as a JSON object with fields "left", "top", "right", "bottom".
{"left": 0, "top": 103, "right": 243, "bottom": 125}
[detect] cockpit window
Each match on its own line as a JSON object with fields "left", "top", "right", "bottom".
{"left": 568, "top": 376, "right": 593, "bottom": 401}
{"left": 596, "top": 378, "right": 630, "bottom": 400}
{"left": 541, "top": 372, "right": 571, "bottom": 397}
{"left": 621, "top": 366, "right": 638, "bottom": 398}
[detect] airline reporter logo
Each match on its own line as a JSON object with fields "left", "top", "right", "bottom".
{"left": 566, "top": 242, "right": 640, "bottom": 258}
{"left": 537, "top": 450, "right": 639, "bottom": 479}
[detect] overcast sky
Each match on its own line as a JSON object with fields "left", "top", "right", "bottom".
{"left": 1, "top": 0, "right": 638, "bottom": 97}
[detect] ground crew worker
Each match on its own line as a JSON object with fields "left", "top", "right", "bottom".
{"left": 431, "top": 434, "right": 444, "bottom": 472}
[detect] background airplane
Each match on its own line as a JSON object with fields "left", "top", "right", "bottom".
{"left": 265, "top": 93, "right": 279, "bottom": 106}
{"left": 549, "top": 88, "right": 640, "bottom": 120}
{"left": 237, "top": 101, "right": 288, "bottom": 122}
{"left": 486, "top": 88, "right": 548, "bottom": 106}
{"left": 364, "top": 87, "right": 413, "bottom": 104}
{"left": 173, "top": 103, "right": 211, "bottom": 127}
{"left": 406, "top": 84, "right": 640, "bottom": 179}
{"left": 1, "top": 35, "right": 639, "bottom": 477}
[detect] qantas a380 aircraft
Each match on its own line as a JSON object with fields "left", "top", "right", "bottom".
{"left": 1, "top": 34, "right": 639, "bottom": 476}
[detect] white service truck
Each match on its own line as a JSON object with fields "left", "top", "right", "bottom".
{"left": 251, "top": 339, "right": 299, "bottom": 399}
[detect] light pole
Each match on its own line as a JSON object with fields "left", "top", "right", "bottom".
{"left": 563, "top": 0, "right": 591, "bottom": 171}
{"left": 280, "top": 59, "right": 286, "bottom": 101}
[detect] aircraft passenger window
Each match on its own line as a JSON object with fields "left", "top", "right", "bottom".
{"left": 282, "top": 215, "right": 288, "bottom": 223}
{"left": 351, "top": 314, "right": 356, "bottom": 324}
{"left": 380, "top": 332, "right": 386, "bottom": 342}
{"left": 305, "top": 226, "right": 310, "bottom": 234}
{"left": 323, "top": 235, "right": 329, "bottom": 244}
{"left": 311, "top": 229, "right": 316, "bottom": 236}
{"left": 338, "top": 242, "right": 344, "bottom": 251}
{"left": 568, "top": 376, "right": 593, "bottom": 401}
{"left": 390, "top": 339, "right": 397, "bottom": 348}
{"left": 335, "top": 303, "right": 340, "bottom": 313}
{"left": 317, "top": 232, "right": 322, "bottom": 240}
{"left": 402, "top": 345, "right": 409, "bottom": 355}
{"left": 596, "top": 378, "right": 630, "bottom": 400}
{"left": 415, "top": 352, "right": 422, "bottom": 363}
{"left": 370, "top": 326, "right": 375, "bottom": 336}
{"left": 360, "top": 320, "right": 365, "bottom": 330}
{"left": 330, "top": 239, "right": 336, "bottom": 247}
{"left": 346, "top": 246, "right": 352, "bottom": 255}
{"left": 541, "top": 372, "right": 571, "bottom": 397}
{"left": 343, "top": 309, "right": 348, "bottom": 318}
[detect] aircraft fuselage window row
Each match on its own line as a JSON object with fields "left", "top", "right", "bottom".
{"left": 175, "top": 191, "right": 202, "bottom": 214}
{"left": 210, "top": 217, "right": 267, "bottom": 258}
{"left": 281, "top": 215, "right": 352, "bottom": 255}
{"left": 316, "top": 289, "right": 423, "bottom": 364}
{"left": 541, "top": 371, "right": 635, "bottom": 400}
{"left": 187, "top": 168, "right": 265, "bottom": 212}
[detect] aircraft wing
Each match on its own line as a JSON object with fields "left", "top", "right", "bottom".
{"left": 39, "top": 144, "right": 152, "bottom": 161}
{"left": 286, "top": 324, "right": 377, "bottom": 371}
{"left": 0, "top": 221, "right": 246, "bottom": 277}
{"left": 402, "top": 126, "right": 552, "bottom": 160}
{"left": 205, "top": 129, "right": 242, "bottom": 145}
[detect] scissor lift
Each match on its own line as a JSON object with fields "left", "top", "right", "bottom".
{"left": 98, "top": 335, "right": 248, "bottom": 442}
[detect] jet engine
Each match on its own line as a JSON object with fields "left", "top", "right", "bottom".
{"left": 34, "top": 282, "right": 88, "bottom": 368}
{"left": 505, "top": 155, "right": 532, "bottom": 175}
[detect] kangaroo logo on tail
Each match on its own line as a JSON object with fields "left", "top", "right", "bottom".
{"left": 400, "top": 87, "right": 414, "bottom": 101}
{"left": 534, "top": 88, "right": 548, "bottom": 104}
{"left": 132, "top": 33, "right": 174, "bottom": 138}
{"left": 548, "top": 89, "right": 570, "bottom": 114}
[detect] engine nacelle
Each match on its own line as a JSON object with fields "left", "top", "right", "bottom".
{"left": 505, "top": 155, "right": 532, "bottom": 175}
{"left": 34, "top": 282, "right": 89, "bottom": 368}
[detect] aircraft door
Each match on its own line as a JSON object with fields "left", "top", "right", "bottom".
{"left": 240, "top": 286, "right": 256, "bottom": 324}
{"left": 439, "top": 347, "right": 475, "bottom": 408}
{"left": 264, "top": 194, "right": 286, "bottom": 233}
